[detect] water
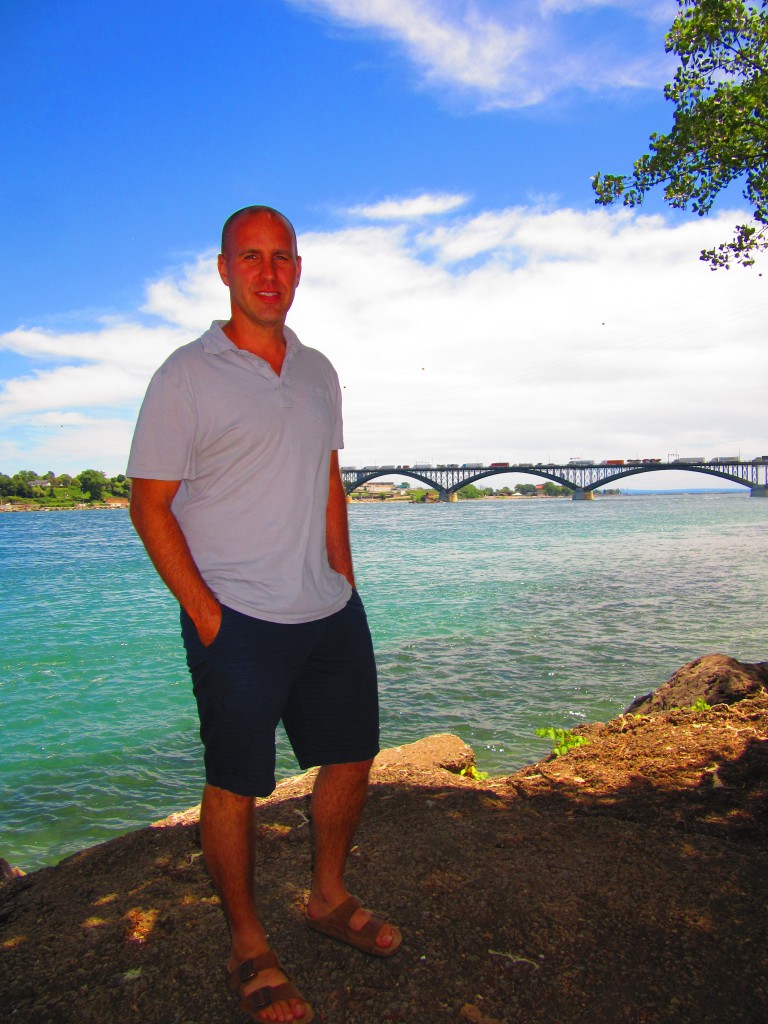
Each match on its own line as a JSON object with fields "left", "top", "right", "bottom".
{"left": 1, "top": 494, "right": 765, "bottom": 870}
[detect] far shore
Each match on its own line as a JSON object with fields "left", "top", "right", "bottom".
{"left": 3, "top": 489, "right": 751, "bottom": 514}
{"left": 0, "top": 502, "right": 129, "bottom": 513}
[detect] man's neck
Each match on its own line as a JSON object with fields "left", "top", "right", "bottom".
{"left": 222, "top": 317, "right": 287, "bottom": 375}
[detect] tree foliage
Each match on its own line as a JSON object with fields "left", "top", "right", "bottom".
{"left": 77, "top": 469, "right": 108, "bottom": 501}
{"left": 0, "top": 468, "right": 129, "bottom": 503}
{"left": 593, "top": 0, "right": 768, "bottom": 269}
{"left": 542, "top": 482, "right": 571, "bottom": 497}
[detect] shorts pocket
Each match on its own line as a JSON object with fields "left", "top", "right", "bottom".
{"left": 203, "top": 603, "right": 230, "bottom": 649}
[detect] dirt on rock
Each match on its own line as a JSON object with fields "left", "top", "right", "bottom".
{"left": 2, "top": 658, "right": 767, "bottom": 1024}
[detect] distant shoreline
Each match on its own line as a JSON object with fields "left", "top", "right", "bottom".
{"left": 0, "top": 503, "right": 128, "bottom": 513}
{"left": 1, "top": 488, "right": 748, "bottom": 514}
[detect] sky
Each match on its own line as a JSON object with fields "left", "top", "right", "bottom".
{"left": 1, "top": 0, "right": 765, "bottom": 485}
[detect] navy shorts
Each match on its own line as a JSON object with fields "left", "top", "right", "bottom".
{"left": 180, "top": 590, "right": 380, "bottom": 797}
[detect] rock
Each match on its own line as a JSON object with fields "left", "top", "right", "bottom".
{"left": 626, "top": 654, "right": 768, "bottom": 715}
{"left": 150, "top": 733, "right": 477, "bottom": 829}
{"left": 0, "top": 858, "right": 25, "bottom": 880}
{"left": 153, "top": 805, "right": 201, "bottom": 828}
{"left": 372, "top": 733, "right": 475, "bottom": 775}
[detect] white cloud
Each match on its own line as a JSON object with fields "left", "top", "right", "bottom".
{"left": 289, "top": 0, "right": 530, "bottom": 96}
{"left": 0, "top": 201, "right": 765, "bottom": 477}
{"left": 350, "top": 192, "right": 470, "bottom": 220}
{"left": 0, "top": 320, "right": 193, "bottom": 474}
{"left": 284, "top": 0, "right": 676, "bottom": 107}
{"left": 141, "top": 251, "right": 225, "bottom": 331}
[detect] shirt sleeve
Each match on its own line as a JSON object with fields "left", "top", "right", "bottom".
{"left": 126, "top": 361, "right": 197, "bottom": 480}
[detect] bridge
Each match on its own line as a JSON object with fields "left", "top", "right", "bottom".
{"left": 340, "top": 459, "right": 768, "bottom": 500}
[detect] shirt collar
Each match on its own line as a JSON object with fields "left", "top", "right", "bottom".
{"left": 201, "top": 321, "right": 303, "bottom": 362}
{"left": 282, "top": 326, "right": 303, "bottom": 366}
{"left": 200, "top": 321, "right": 235, "bottom": 354}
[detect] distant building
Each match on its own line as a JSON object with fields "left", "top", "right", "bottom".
{"left": 361, "top": 481, "right": 396, "bottom": 495}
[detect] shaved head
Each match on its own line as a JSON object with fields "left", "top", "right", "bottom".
{"left": 221, "top": 206, "right": 298, "bottom": 258}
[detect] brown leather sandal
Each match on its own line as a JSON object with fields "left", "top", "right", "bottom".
{"left": 227, "top": 951, "right": 314, "bottom": 1023}
{"left": 306, "top": 895, "right": 402, "bottom": 957}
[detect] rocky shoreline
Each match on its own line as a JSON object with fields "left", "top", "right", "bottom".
{"left": 2, "top": 654, "right": 767, "bottom": 1024}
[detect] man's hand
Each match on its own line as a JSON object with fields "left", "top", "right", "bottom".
{"left": 129, "top": 477, "right": 223, "bottom": 640}
{"left": 196, "top": 601, "right": 223, "bottom": 647}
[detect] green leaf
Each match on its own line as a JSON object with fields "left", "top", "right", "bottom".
{"left": 591, "top": 0, "right": 768, "bottom": 268}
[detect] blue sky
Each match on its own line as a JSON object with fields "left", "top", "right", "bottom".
{"left": 1, "top": 0, "right": 765, "bottom": 481}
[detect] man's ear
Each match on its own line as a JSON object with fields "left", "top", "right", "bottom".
{"left": 217, "top": 252, "right": 229, "bottom": 287}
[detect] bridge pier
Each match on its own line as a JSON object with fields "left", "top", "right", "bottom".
{"left": 571, "top": 489, "right": 594, "bottom": 501}
{"left": 751, "top": 485, "right": 768, "bottom": 498}
{"left": 439, "top": 490, "right": 457, "bottom": 502}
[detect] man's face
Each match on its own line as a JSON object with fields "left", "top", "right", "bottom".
{"left": 217, "top": 210, "right": 301, "bottom": 331}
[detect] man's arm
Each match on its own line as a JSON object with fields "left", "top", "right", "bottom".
{"left": 129, "top": 478, "right": 222, "bottom": 645}
{"left": 325, "top": 451, "right": 355, "bottom": 589}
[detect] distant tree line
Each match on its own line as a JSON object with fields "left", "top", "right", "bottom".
{"left": 398, "top": 482, "right": 578, "bottom": 502}
{"left": 0, "top": 469, "right": 130, "bottom": 503}
{"left": 457, "top": 482, "right": 573, "bottom": 499}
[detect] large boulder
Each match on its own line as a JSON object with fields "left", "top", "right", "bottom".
{"left": 372, "top": 733, "right": 475, "bottom": 774}
{"left": 626, "top": 654, "right": 768, "bottom": 715}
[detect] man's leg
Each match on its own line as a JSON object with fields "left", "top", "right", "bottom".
{"left": 306, "top": 761, "right": 398, "bottom": 952}
{"left": 200, "top": 782, "right": 310, "bottom": 1023}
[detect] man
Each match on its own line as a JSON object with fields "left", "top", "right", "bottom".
{"left": 127, "top": 206, "right": 400, "bottom": 1024}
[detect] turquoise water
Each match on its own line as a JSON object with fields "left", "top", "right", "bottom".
{"left": 1, "top": 494, "right": 765, "bottom": 870}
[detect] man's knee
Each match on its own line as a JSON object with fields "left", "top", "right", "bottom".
{"left": 320, "top": 758, "right": 374, "bottom": 783}
{"left": 201, "top": 781, "right": 257, "bottom": 816}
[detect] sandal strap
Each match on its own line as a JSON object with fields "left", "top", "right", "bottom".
{"left": 347, "top": 909, "right": 391, "bottom": 948}
{"left": 243, "top": 979, "right": 303, "bottom": 1014}
{"left": 243, "top": 985, "right": 275, "bottom": 1012}
{"left": 227, "top": 951, "right": 283, "bottom": 994}
{"left": 226, "top": 952, "right": 313, "bottom": 1023}
{"left": 308, "top": 895, "right": 392, "bottom": 953}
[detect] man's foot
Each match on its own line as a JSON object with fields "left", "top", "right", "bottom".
{"left": 306, "top": 894, "right": 402, "bottom": 957}
{"left": 227, "top": 950, "right": 313, "bottom": 1023}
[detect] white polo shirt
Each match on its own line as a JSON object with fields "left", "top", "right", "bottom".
{"left": 127, "top": 321, "right": 351, "bottom": 624}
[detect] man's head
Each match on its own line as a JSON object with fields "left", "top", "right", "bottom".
{"left": 221, "top": 205, "right": 298, "bottom": 260}
{"left": 218, "top": 206, "right": 301, "bottom": 334}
